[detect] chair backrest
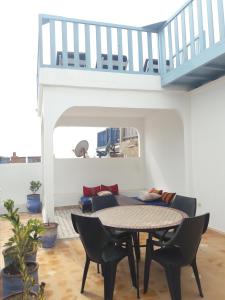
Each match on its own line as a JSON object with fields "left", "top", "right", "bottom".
{"left": 71, "top": 214, "right": 111, "bottom": 262}
{"left": 167, "top": 213, "right": 210, "bottom": 265}
{"left": 170, "top": 195, "right": 196, "bottom": 217}
{"left": 143, "top": 58, "right": 170, "bottom": 73}
{"left": 202, "top": 212, "right": 210, "bottom": 234}
{"left": 97, "top": 54, "right": 128, "bottom": 70}
{"left": 92, "top": 195, "right": 118, "bottom": 212}
{"left": 56, "top": 51, "right": 86, "bottom": 67}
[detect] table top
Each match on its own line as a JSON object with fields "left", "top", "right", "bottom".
{"left": 92, "top": 205, "right": 187, "bottom": 232}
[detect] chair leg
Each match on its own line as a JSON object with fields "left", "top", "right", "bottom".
{"left": 126, "top": 236, "right": 137, "bottom": 288}
{"left": 132, "top": 232, "right": 140, "bottom": 261}
{"left": 191, "top": 258, "right": 204, "bottom": 297}
{"left": 81, "top": 256, "right": 90, "bottom": 293}
{"left": 165, "top": 266, "right": 181, "bottom": 300}
{"left": 103, "top": 262, "right": 117, "bottom": 300}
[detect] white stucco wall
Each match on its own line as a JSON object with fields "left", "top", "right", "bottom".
{"left": 38, "top": 68, "right": 190, "bottom": 223}
{"left": 54, "top": 158, "right": 146, "bottom": 207}
{"left": 0, "top": 163, "right": 42, "bottom": 212}
{"left": 144, "top": 110, "right": 186, "bottom": 194}
{"left": 191, "top": 76, "right": 225, "bottom": 233}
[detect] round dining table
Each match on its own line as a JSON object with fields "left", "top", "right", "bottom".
{"left": 93, "top": 205, "right": 187, "bottom": 298}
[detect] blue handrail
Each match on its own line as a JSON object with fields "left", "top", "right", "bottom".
{"left": 158, "top": 0, "right": 225, "bottom": 76}
{"left": 38, "top": 14, "right": 160, "bottom": 75}
{"left": 37, "top": 0, "right": 225, "bottom": 82}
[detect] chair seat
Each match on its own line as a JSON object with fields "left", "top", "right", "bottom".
{"left": 153, "top": 246, "right": 187, "bottom": 267}
{"left": 153, "top": 229, "right": 174, "bottom": 242}
{"left": 110, "top": 229, "right": 129, "bottom": 238}
{"left": 102, "top": 244, "right": 127, "bottom": 263}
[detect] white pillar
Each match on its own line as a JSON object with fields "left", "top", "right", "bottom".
{"left": 41, "top": 118, "right": 55, "bottom": 222}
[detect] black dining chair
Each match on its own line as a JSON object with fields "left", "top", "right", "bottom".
{"left": 92, "top": 195, "right": 141, "bottom": 260}
{"left": 144, "top": 213, "right": 210, "bottom": 300}
{"left": 71, "top": 214, "right": 136, "bottom": 300}
{"left": 153, "top": 195, "right": 197, "bottom": 243}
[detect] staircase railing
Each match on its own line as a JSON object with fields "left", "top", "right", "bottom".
{"left": 38, "top": 14, "right": 160, "bottom": 75}
{"left": 158, "top": 0, "right": 225, "bottom": 76}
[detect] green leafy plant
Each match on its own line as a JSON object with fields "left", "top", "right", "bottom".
{"left": 29, "top": 181, "right": 42, "bottom": 194}
{"left": 2, "top": 199, "right": 46, "bottom": 300}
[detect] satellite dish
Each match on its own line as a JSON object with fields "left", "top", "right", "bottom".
{"left": 73, "top": 140, "right": 89, "bottom": 158}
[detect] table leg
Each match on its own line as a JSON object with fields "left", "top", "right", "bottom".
{"left": 136, "top": 249, "right": 140, "bottom": 299}
{"left": 144, "top": 233, "right": 153, "bottom": 294}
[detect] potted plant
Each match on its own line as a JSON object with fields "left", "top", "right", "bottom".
{"left": 41, "top": 221, "right": 58, "bottom": 248}
{"left": 1, "top": 199, "right": 45, "bottom": 298}
{"left": 27, "top": 181, "right": 42, "bottom": 213}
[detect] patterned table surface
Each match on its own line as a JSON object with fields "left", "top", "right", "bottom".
{"left": 92, "top": 205, "right": 187, "bottom": 231}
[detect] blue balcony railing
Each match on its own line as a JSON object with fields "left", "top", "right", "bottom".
{"left": 38, "top": 1, "right": 225, "bottom": 87}
{"left": 38, "top": 14, "right": 160, "bottom": 75}
{"left": 159, "top": 0, "right": 225, "bottom": 84}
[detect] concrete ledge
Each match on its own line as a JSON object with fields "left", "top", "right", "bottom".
{"left": 39, "top": 68, "right": 162, "bottom": 92}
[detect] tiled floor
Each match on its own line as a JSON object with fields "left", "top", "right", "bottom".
{"left": 55, "top": 206, "right": 80, "bottom": 239}
{"left": 1, "top": 212, "right": 225, "bottom": 300}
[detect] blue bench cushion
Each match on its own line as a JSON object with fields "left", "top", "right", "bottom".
{"left": 134, "top": 197, "right": 170, "bottom": 207}
{"left": 80, "top": 196, "right": 92, "bottom": 204}
{"left": 79, "top": 196, "right": 93, "bottom": 212}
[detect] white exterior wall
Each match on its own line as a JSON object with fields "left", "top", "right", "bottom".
{"left": 54, "top": 158, "right": 145, "bottom": 207}
{"left": 38, "top": 68, "right": 190, "bottom": 222}
{"left": 0, "top": 163, "right": 42, "bottom": 212}
{"left": 144, "top": 110, "right": 186, "bottom": 194}
{"left": 191, "top": 76, "right": 225, "bottom": 233}
{"left": 1, "top": 68, "right": 225, "bottom": 232}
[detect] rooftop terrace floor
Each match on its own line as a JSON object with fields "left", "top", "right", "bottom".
{"left": 1, "top": 212, "right": 225, "bottom": 300}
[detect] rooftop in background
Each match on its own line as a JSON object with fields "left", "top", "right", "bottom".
{"left": 0, "top": 152, "right": 41, "bottom": 164}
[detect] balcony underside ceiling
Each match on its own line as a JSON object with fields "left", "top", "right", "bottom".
{"left": 162, "top": 41, "right": 225, "bottom": 91}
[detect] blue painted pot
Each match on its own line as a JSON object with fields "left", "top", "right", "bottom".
{"left": 3, "top": 247, "right": 37, "bottom": 267}
{"left": 41, "top": 223, "right": 58, "bottom": 248}
{"left": 3, "top": 291, "right": 37, "bottom": 300}
{"left": 2, "top": 262, "right": 39, "bottom": 298}
{"left": 27, "top": 194, "right": 41, "bottom": 213}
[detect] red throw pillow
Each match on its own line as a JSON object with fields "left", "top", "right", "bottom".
{"left": 161, "top": 192, "right": 176, "bottom": 204}
{"left": 101, "top": 184, "right": 119, "bottom": 195}
{"left": 83, "top": 186, "right": 101, "bottom": 197}
{"left": 149, "top": 188, "right": 163, "bottom": 195}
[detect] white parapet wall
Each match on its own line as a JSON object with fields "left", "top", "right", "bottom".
{"left": 0, "top": 158, "right": 146, "bottom": 213}
{"left": 54, "top": 157, "right": 146, "bottom": 207}
{"left": 0, "top": 163, "right": 42, "bottom": 213}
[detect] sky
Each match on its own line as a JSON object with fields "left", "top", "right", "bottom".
{"left": 0, "top": 0, "right": 187, "bottom": 158}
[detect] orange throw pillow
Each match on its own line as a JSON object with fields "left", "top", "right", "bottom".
{"left": 149, "top": 188, "right": 163, "bottom": 195}
{"left": 162, "top": 192, "right": 176, "bottom": 204}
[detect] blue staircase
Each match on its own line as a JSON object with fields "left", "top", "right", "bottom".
{"left": 159, "top": 0, "right": 225, "bottom": 90}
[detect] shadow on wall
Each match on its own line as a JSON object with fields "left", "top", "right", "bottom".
{"left": 145, "top": 110, "right": 185, "bottom": 193}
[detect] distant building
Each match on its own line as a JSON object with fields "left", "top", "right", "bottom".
{"left": 0, "top": 156, "right": 10, "bottom": 164}
{"left": 27, "top": 156, "right": 41, "bottom": 163}
{"left": 120, "top": 128, "right": 139, "bottom": 158}
{"left": 10, "top": 152, "right": 26, "bottom": 163}
{"left": 0, "top": 152, "right": 41, "bottom": 164}
{"left": 96, "top": 128, "right": 139, "bottom": 158}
